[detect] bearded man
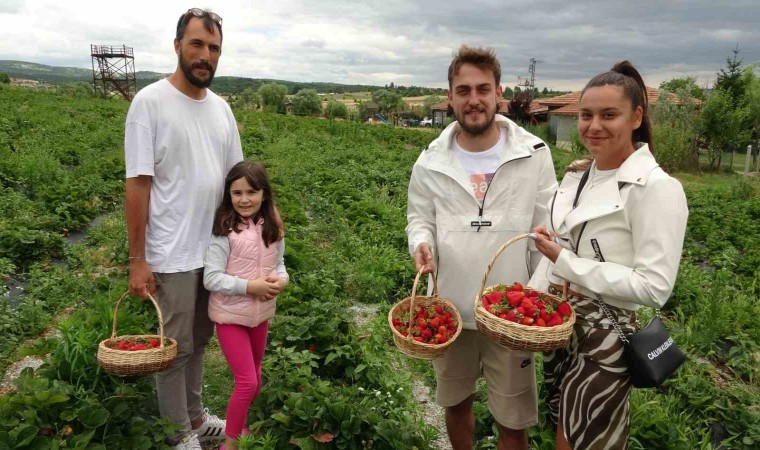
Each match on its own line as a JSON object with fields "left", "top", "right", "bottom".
{"left": 124, "top": 8, "right": 242, "bottom": 450}
{"left": 405, "top": 45, "right": 557, "bottom": 450}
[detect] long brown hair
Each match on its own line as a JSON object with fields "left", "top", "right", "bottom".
{"left": 212, "top": 161, "right": 282, "bottom": 246}
{"left": 567, "top": 61, "right": 654, "bottom": 173}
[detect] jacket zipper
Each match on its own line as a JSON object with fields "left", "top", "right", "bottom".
{"left": 477, "top": 155, "right": 532, "bottom": 232}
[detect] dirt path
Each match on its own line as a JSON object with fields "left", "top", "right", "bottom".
{"left": 348, "top": 304, "right": 452, "bottom": 450}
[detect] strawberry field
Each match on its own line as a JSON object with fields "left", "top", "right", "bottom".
{"left": 1, "top": 84, "right": 759, "bottom": 449}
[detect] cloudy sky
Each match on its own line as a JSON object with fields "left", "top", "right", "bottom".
{"left": 1, "top": 0, "right": 758, "bottom": 91}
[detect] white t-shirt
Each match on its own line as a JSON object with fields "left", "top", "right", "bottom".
{"left": 452, "top": 128, "right": 507, "bottom": 203}
{"left": 124, "top": 79, "right": 243, "bottom": 273}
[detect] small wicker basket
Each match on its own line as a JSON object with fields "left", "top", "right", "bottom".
{"left": 388, "top": 269, "right": 462, "bottom": 360}
{"left": 474, "top": 233, "right": 575, "bottom": 352}
{"left": 97, "top": 292, "right": 177, "bottom": 376}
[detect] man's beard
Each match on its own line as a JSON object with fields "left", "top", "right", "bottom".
{"left": 456, "top": 105, "right": 496, "bottom": 136}
{"left": 179, "top": 51, "right": 215, "bottom": 88}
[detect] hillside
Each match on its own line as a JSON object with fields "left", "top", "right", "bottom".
{"left": 0, "top": 59, "right": 446, "bottom": 96}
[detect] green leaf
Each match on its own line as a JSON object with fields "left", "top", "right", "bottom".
{"left": 0, "top": 417, "right": 19, "bottom": 428}
{"left": 272, "top": 412, "right": 291, "bottom": 425}
{"left": 77, "top": 406, "right": 109, "bottom": 429}
{"left": 60, "top": 409, "right": 78, "bottom": 421}
{"left": 67, "top": 429, "right": 95, "bottom": 449}
{"left": 11, "top": 423, "right": 38, "bottom": 446}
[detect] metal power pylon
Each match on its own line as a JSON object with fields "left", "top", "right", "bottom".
{"left": 528, "top": 58, "right": 543, "bottom": 94}
{"left": 90, "top": 45, "right": 137, "bottom": 101}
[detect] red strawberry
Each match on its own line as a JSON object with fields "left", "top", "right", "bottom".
{"left": 512, "top": 282, "right": 524, "bottom": 292}
{"left": 548, "top": 316, "right": 564, "bottom": 327}
{"left": 421, "top": 329, "right": 433, "bottom": 340}
{"left": 439, "top": 326, "right": 447, "bottom": 334}
{"left": 149, "top": 338, "right": 160, "bottom": 348}
{"left": 505, "top": 311, "right": 518, "bottom": 322}
{"left": 132, "top": 344, "right": 147, "bottom": 351}
{"left": 520, "top": 298, "right": 534, "bottom": 309}
{"left": 536, "top": 318, "right": 547, "bottom": 327}
{"left": 438, "top": 334, "right": 448, "bottom": 344}
{"left": 308, "top": 345, "right": 316, "bottom": 352}
{"left": 527, "top": 290, "right": 539, "bottom": 298}
{"left": 521, "top": 317, "right": 534, "bottom": 326}
{"left": 435, "top": 305, "right": 444, "bottom": 314}
{"left": 534, "top": 301, "right": 546, "bottom": 310}
{"left": 506, "top": 291, "right": 525, "bottom": 306}
{"left": 498, "top": 313, "right": 509, "bottom": 320}
{"left": 430, "top": 317, "right": 441, "bottom": 329}
{"left": 557, "top": 302, "right": 572, "bottom": 317}
{"left": 413, "top": 336, "right": 425, "bottom": 343}
{"left": 516, "top": 306, "right": 526, "bottom": 315}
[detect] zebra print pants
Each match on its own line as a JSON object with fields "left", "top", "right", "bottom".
{"left": 544, "top": 285, "right": 638, "bottom": 450}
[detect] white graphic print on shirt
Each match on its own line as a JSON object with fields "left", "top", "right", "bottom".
{"left": 452, "top": 128, "right": 506, "bottom": 203}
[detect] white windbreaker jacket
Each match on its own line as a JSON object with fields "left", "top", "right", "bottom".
{"left": 406, "top": 116, "right": 558, "bottom": 330}
{"left": 529, "top": 145, "right": 689, "bottom": 311}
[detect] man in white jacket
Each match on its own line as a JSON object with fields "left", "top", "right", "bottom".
{"left": 406, "top": 45, "right": 557, "bottom": 450}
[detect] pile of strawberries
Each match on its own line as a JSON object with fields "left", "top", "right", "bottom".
{"left": 481, "top": 282, "right": 572, "bottom": 327}
{"left": 392, "top": 304, "right": 458, "bottom": 345}
{"left": 106, "top": 337, "right": 163, "bottom": 352}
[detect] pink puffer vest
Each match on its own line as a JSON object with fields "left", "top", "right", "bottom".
{"left": 208, "top": 219, "right": 280, "bottom": 327}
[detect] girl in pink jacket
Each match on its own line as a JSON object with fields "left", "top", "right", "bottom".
{"left": 203, "top": 161, "right": 288, "bottom": 450}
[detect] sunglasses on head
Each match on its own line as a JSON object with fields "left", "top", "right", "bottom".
{"left": 186, "top": 8, "right": 222, "bottom": 26}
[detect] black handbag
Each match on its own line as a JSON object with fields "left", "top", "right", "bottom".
{"left": 568, "top": 164, "right": 687, "bottom": 388}
{"left": 596, "top": 300, "right": 687, "bottom": 388}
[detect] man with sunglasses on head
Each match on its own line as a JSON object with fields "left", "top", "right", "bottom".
{"left": 124, "top": 8, "right": 242, "bottom": 450}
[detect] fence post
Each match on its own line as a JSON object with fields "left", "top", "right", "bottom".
{"left": 744, "top": 145, "right": 752, "bottom": 176}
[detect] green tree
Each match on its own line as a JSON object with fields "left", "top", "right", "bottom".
{"left": 422, "top": 95, "right": 444, "bottom": 117}
{"left": 700, "top": 89, "right": 750, "bottom": 169}
{"left": 325, "top": 100, "right": 349, "bottom": 120}
{"left": 742, "top": 67, "right": 760, "bottom": 165}
{"left": 0, "top": 72, "right": 10, "bottom": 84}
{"left": 715, "top": 46, "right": 746, "bottom": 103}
{"left": 652, "top": 88, "right": 701, "bottom": 170}
{"left": 502, "top": 86, "right": 514, "bottom": 99}
{"left": 258, "top": 83, "right": 288, "bottom": 113}
{"left": 371, "top": 89, "right": 405, "bottom": 115}
{"left": 659, "top": 76, "right": 705, "bottom": 100}
{"left": 292, "top": 89, "right": 322, "bottom": 116}
{"left": 233, "top": 87, "right": 260, "bottom": 110}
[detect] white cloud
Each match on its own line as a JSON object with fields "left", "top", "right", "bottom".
{"left": 0, "top": 0, "right": 758, "bottom": 90}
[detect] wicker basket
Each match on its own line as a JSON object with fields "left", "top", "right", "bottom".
{"left": 97, "top": 292, "right": 177, "bottom": 376}
{"left": 474, "top": 233, "right": 575, "bottom": 352}
{"left": 388, "top": 269, "right": 462, "bottom": 360}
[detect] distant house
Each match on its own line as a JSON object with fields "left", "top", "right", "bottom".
{"left": 430, "top": 99, "right": 549, "bottom": 128}
{"left": 363, "top": 101, "right": 378, "bottom": 120}
{"left": 284, "top": 101, "right": 294, "bottom": 115}
{"left": 430, "top": 101, "right": 450, "bottom": 127}
{"left": 537, "top": 87, "right": 700, "bottom": 149}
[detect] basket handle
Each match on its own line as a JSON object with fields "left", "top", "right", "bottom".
{"left": 475, "top": 233, "right": 531, "bottom": 307}
{"left": 111, "top": 291, "right": 167, "bottom": 348}
{"left": 406, "top": 268, "right": 439, "bottom": 340}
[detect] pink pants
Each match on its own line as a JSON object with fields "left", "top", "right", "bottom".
{"left": 216, "top": 321, "right": 269, "bottom": 438}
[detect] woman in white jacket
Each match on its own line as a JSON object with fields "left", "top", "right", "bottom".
{"left": 530, "top": 61, "right": 688, "bottom": 450}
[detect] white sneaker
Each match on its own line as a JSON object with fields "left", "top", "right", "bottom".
{"left": 194, "top": 408, "right": 226, "bottom": 442}
{"left": 171, "top": 433, "right": 202, "bottom": 450}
